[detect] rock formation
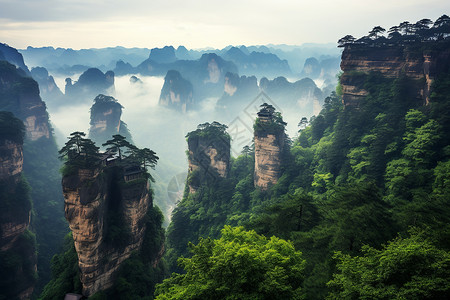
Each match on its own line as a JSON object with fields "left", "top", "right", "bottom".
{"left": 259, "top": 76, "right": 324, "bottom": 116}
{"left": 138, "top": 53, "right": 238, "bottom": 102}
{"left": 0, "top": 112, "right": 37, "bottom": 300}
{"left": 222, "top": 47, "right": 291, "bottom": 78}
{"left": 215, "top": 72, "right": 259, "bottom": 118}
{"left": 1, "top": 47, "right": 67, "bottom": 294}
{"left": 159, "top": 70, "right": 193, "bottom": 112}
{"left": 65, "top": 68, "right": 115, "bottom": 103}
{"left": 0, "top": 43, "right": 30, "bottom": 75}
{"left": 186, "top": 122, "right": 231, "bottom": 193}
{"left": 149, "top": 46, "right": 177, "bottom": 64}
{"left": 0, "top": 61, "right": 51, "bottom": 141}
{"left": 62, "top": 165, "right": 154, "bottom": 296}
{"left": 253, "top": 104, "right": 286, "bottom": 190}
{"left": 88, "top": 94, "right": 132, "bottom": 145}
{"left": 30, "top": 66, "right": 64, "bottom": 105}
{"left": 340, "top": 44, "right": 450, "bottom": 106}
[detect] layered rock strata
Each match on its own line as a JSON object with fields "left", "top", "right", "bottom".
{"left": 340, "top": 45, "right": 450, "bottom": 106}
{"left": 0, "top": 124, "right": 37, "bottom": 299}
{"left": 254, "top": 131, "right": 285, "bottom": 190}
{"left": 63, "top": 167, "right": 151, "bottom": 296}
{"left": 187, "top": 134, "right": 230, "bottom": 193}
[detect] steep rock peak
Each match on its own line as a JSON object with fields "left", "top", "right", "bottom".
{"left": 253, "top": 103, "right": 287, "bottom": 190}
{"left": 159, "top": 70, "right": 193, "bottom": 113}
{"left": 63, "top": 165, "right": 152, "bottom": 296}
{"left": 186, "top": 122, "right": 231, "bottom": 193}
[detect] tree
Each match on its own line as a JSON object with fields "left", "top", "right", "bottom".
{"left": 0, "top": 111, "right": 25, "bottom": 144}
{"left": 241, "top": 145, "right": 252, "bottom": 157}
{"left": 327, "top": 229, "right": 450, "bottom": 300}
{"left": 388, "top": 26, "right": 402, "bottom": 39}
{"left": 416, "top": 18, "right": 433, "bottom": 30}
{"left": 368, "top": 26, "right": 386, "bottom": 39}
{"left": 58, "top": 131, "right": 86, "bottom": 159}
{"left": 399, "top": 21, "right": 414, "bottom": 35}
{"left": 155, "top": 226, "right": 306, "bottom": 300}
{"left": 58, "top": 131, "right": 100, "bottom": 170}
{"left": 102, "top": 134, "right": 133, "bottom": 160}
{"left": 128, "top": 147, "right": 159, "bottom": 181}
{"left": 433, "top": 14, "right": 450, "bottom": 28}
{"left": 337, "top": 35, "right": 355, "bottom": 47}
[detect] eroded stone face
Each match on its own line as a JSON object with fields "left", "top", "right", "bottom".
{"left": 0, "top": 140, "right": 23, "bottom": 181}
{"left": 63, "top": 168, "right": 151, "bottom": 296}
{"left": 254, "top": 133, "right": 284, "bottom": 190}
{"left": 0, "top": 138, "right": 36, "bottom": 299}
{"left": 187, "top": 137, "right": 230, "bottom": 193}
{"left": 340, "top": 46, "right": 450, "bottom": 106}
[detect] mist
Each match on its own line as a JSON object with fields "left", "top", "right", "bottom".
{"left": 46, "top": 73, "right": 324, "bottom": 223}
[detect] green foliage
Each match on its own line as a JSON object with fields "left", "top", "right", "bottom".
{"left": 0, "top": 111, "right": 25, "bottom": 143}
{"left": 58, "top": 131, "right": 100, "bottom": 174}
{"left": 253, "top": 103, "right": 286, "bottom": 136}
{"left": 38, "top": 233, "right": 81, "bottom": 300}
{"left": 164, "top": 40, "right": 450, "bottom": 299}
{"left": 328, "top": 229, "right": 450, "bottom": 300}
{"left": 0, "top": 229, "right": 37, "bottom": 300}
{"left": 24, "top": 136, "right": 69, "bottom": 295}
{"left": 185, "top": 121, "right": 230, "bottom": 143}
{"left": 156, "top": 226, "right": 306, "bottom": 300}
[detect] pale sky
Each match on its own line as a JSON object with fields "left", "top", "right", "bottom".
{"left": 0, "top": 0, "right": 449, "bottom": 50}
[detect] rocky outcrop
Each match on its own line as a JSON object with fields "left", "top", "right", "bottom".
{"left": 0, "top": 61, "right": 51, "bottom": 141}
{"left": 260, "top": 76, "right": 324, "bottom": 116}
{"left": 222, "top": 47, "right": 291, "bottom": 77}
{"left": 138, "top": 53, "right": 238, "bottom": 102}
{"left": 340, "top": 44, "right": 450, "bottom": 105}
{"left": 88, "top": 94, "right": 132, "bottom": 144}
{"left": 30, "top": 66, "right": 64, "bottom": 105}
{"left": 253, "top": 105, "right": 286, "bottom": 190}
{"left": 0, "top": 139, "right": 23, "bottom": 181}
{"left": 0, "top": 113, "right": 37, "bottom": 299}
{"left": 65, "top": 68, "right": 115, "bottom": 103}
{"left": 63, "top": 166, "right": 152, "bottom": 296}
{"left": 0, "top": 43, "right": 30, "bottom": 75}
{"left": 186, "top": 123, "right": 230, "bottom": 193}
{"left": 149, "top": 46, "right": 177, "bottom": 64}
{"left": 159, "top": 70, "right": 193, "bottom": 113}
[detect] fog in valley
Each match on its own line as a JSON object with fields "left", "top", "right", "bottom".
{"left": 45, "top": 69, "right": 326, "bottom": 223}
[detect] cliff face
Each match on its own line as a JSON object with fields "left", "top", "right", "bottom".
{"left": 340, "top": 45, "right": 450, "bottom": 105}
{"left": 0, "top": 139, "right": 23, "bottom": 181}
{"left": 254, "top": 131, "right": 285, "bottom": 190}
{"left": 187, "top": 134, "right": 230, "bottom": 193}
{"left": 159, "top": 70, "right": 194, "bottom": 113}
{"left": 0, "top": 120, "right": 37, "bottom": 300}
{"left": 65, "top": 68, "right": 115, "bottom": 103}
{"left": 0, "top": 43, "right": 31, "bottom": 75}
{"left": 88, "top": 94, "right": 131, "bottom": 144}
{"left": 63, "top": 167, "right": 151, "bottom": 296}
{"left": 30, "top": 66, "right": 64, "bottom": 105}
{"left": 259, "top": 76, "right": 324, "bottom": 116}
{"left": 0, "top": 61, "right": 51, "bottom": 141}
{"left": 253, "top": 106, "right": 286, "bottom": 190}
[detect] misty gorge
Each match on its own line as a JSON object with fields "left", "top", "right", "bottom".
{"left": 1, "top": 6, "right": 450, "bottom": 300}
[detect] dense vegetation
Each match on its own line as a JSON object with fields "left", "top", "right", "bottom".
{"left": 156, "top": 226, "right": 305, "bottom": 300}
{"left": 164, "top": 38, "right": 450, "bottom": 299}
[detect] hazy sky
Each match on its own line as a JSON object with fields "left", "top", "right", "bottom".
{"left": 0, "top": 0, "right": 449, "bottom": 49}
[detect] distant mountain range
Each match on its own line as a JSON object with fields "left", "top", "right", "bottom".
{"left": 19, "top": 44, "right": 341, "bottom": 78}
